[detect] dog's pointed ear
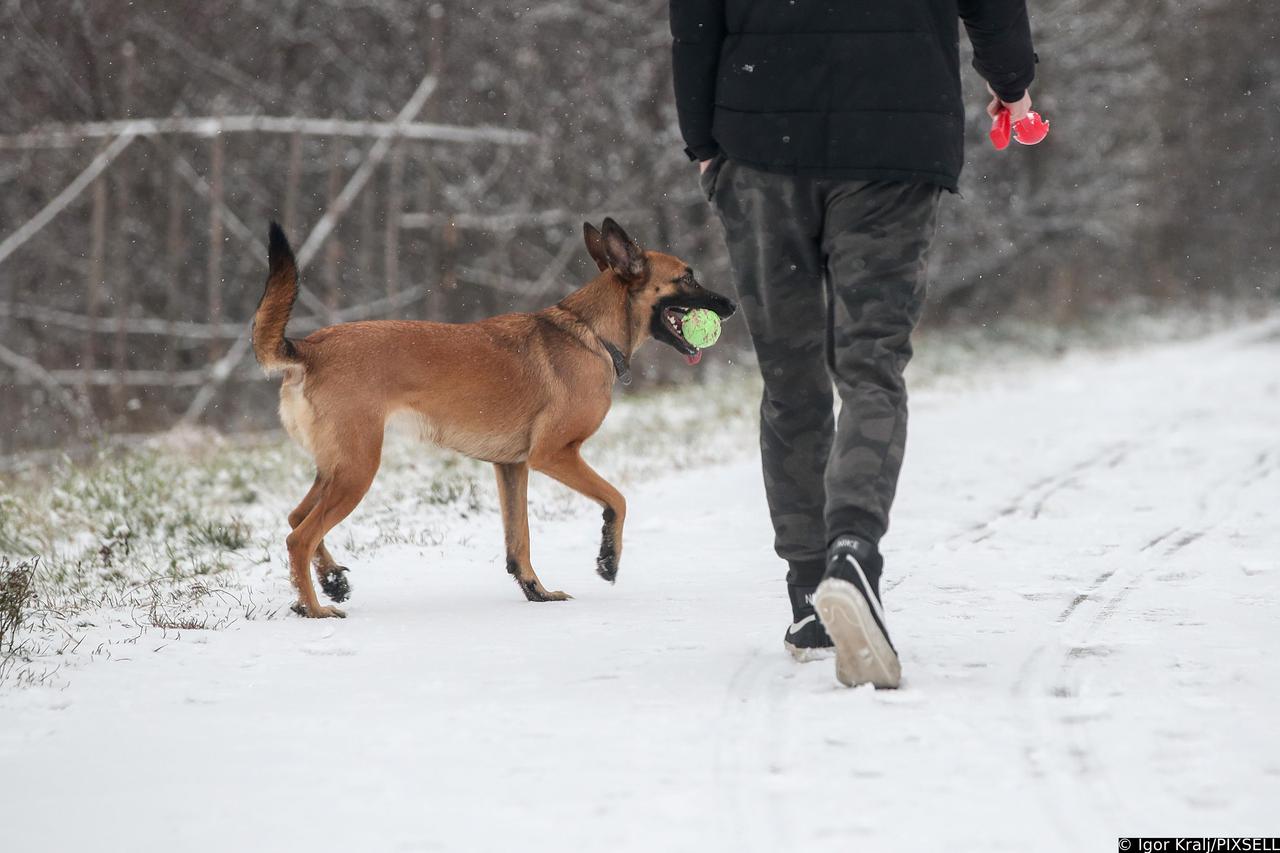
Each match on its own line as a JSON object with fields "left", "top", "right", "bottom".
{"left": 600, "top": 217, "right": 648, "bottom": 282}
{"left": 583, "top": 222, "right": 610, "bottom": 272}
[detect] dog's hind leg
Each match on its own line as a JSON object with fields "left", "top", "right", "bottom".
{"left": 287, "top": 435, "right": 382, "bottom": 618}
{"left": 530, "top": 446, "right": 626, "bottom": 583}
{"left": 494, "top": 462, "right": 571, "bottom": 602}
{"left": 288, "top": 474, "right": 352, "bottom": 603}
{"left": 288, "top": 475, "right": 325, "bottom": 530}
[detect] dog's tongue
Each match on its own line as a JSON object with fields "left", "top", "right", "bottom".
{"left": 685, "top": 350, "right": 702, "bottom": 366}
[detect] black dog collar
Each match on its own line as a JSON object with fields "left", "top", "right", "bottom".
{"left": 601, "top": 340, "right": 632, "bottom": 385}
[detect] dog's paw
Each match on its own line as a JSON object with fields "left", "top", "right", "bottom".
{"left": 517, "top": 578, "right": 573, "bottom": 602}
{"left": 290, "top": 601, "right": 347, "bottom": 619}
{"left": 319, "top": 567, "right": 351, "bottom": 603}
{"left": 595, "top": 553, "right": 618, "bottom": 584}
{"left": 597, "top": 507, "right": 619, "bottom": 583}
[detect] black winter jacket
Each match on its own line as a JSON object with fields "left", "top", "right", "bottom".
{"left": 670, "top": 0, "right": 1037, "bottom": 190}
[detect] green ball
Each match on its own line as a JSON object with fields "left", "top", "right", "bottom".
{"left": 681, "top": 309, "right": 722, "bottom": 348}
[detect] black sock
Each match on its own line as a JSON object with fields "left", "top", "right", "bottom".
{"left": 787, "top": 583, "right": 818, "bottom": 622}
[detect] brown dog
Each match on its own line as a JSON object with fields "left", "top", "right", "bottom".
{"left": 253, "top": 219, "right": 736, "bottom": 617}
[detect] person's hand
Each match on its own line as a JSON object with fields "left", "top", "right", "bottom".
{"left": 986, "top": 84, "right": 1032, "bottom": 123}
{"left": 699, "top": 159, "right": 713, "bottom": 174}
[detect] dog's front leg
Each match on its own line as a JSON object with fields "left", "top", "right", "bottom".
{"left": 530, "top": 448, "right": 627, "bottom": 583}
{"left": 493, "top": 462, "right": 572, "bottom": 602}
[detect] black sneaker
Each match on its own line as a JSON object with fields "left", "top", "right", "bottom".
{"left": 813, "top": 535, "right": 901, "bottom": 688}
{"left": 783, "top": 583, "right": 834, "bottom": 662}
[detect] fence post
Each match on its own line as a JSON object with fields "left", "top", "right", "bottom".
{"left": 325, "top": 143, "right": 343, "bottom": 313}
{"left": 82, "top": 144, "right": 108, "bottom": 403}
{"left": 206, "top": 115, "right": 225, "bottom": 362}
{"left": 112, "top": 40, "right": 138, "bottom": 416}
{"left": 165, "top": 155, "right": 184, "bottom": 383}
{"left": 384, "top": 140, "right": 404, "bottom": 307}
{"left": 284, "top": 130, "right": 302, "bottom": 238}
{"left": 359, "top": 170, "right": 375, "bottom": 293}
{"left": 442, "top": 220, "right": 459, "bottom": 315}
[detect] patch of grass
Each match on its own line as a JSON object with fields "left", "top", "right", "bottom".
{"left": 0, "top": 436, "right": 308, "bottom": 686}
{"left": 0, "top": 493, "right": 35, "bottom": 554}
{"left": 0, "top": 557, "right": 39, "bottom": 686}
{"left": 146, "top": 581, "right": 279, "bottom": 630}
{"left": 186, "top": 517, "right": 251, "bottom": 551}
{"left": 0, "top": 557, "right": 36, "bottom": 655}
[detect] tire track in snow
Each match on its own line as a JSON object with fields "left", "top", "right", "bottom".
{"left": 882, "top": 439, "right": 1137, "bottom": 600}
{"left": 942, "top": 411, "right": 1190, "bottom": 842}
{"left": 871, "top": 436, "right": 1159, "bottom": 849}
{"left": 951, "top": 441, "right": 1134, "bottom": 546}
{"left": 714, "top": 648, "right": 794, "bottom": 852}
{"left": 1016, "top": 444, "right": 1280, "bottom": 840}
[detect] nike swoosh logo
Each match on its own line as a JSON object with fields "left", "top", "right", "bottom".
{"left": 788, "top": 614, "right": 817, "bottom": 634}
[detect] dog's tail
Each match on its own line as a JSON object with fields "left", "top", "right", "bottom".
{"left": 252, "top": 222, "right": 302, "bottom": 373}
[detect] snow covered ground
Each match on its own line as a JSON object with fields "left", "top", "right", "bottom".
{"left": 2, "top": 320, "right": 1278, "bottom": 852}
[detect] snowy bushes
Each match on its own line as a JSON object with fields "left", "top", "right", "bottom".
{"left": 0, "top": 557, "right": 37, "bottom": 685}
{"left": 0, "top": 557, "right": 35, "bottom": 653}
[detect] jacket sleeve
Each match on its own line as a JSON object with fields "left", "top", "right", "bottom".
{"left": 957, "top": 0, "right": 1037, "bottom": 103}
{"left": 670, "top": 0, "right": 726, "bottom": 161}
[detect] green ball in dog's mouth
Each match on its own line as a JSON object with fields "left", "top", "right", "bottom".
{"left": 680, "top": 308, "right": 722, "bottom": 349}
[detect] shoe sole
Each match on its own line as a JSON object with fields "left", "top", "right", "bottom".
{"left": 783, "top": 640, "right": 835, "bottom": 663}
{"left": 813, "top": 578, "right": 901, "bottom": 689}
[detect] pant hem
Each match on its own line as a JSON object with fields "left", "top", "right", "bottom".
{"left": 825, "top": 509, "right": 885, "bottom": 549}
{"left": 786, "top": 558, "right": 827, "bottom": 586}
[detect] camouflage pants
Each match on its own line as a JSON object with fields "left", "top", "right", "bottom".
{"left": 702, "top": 157, "right": 941, "bottom": 585}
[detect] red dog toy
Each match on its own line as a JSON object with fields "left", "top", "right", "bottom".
{"left": 990, "top": 107, "right": 1049, "bottom": 150}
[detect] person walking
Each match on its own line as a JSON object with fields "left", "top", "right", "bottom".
{"left": 670, "top": 0, "right": 1038, "bottom": 688}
